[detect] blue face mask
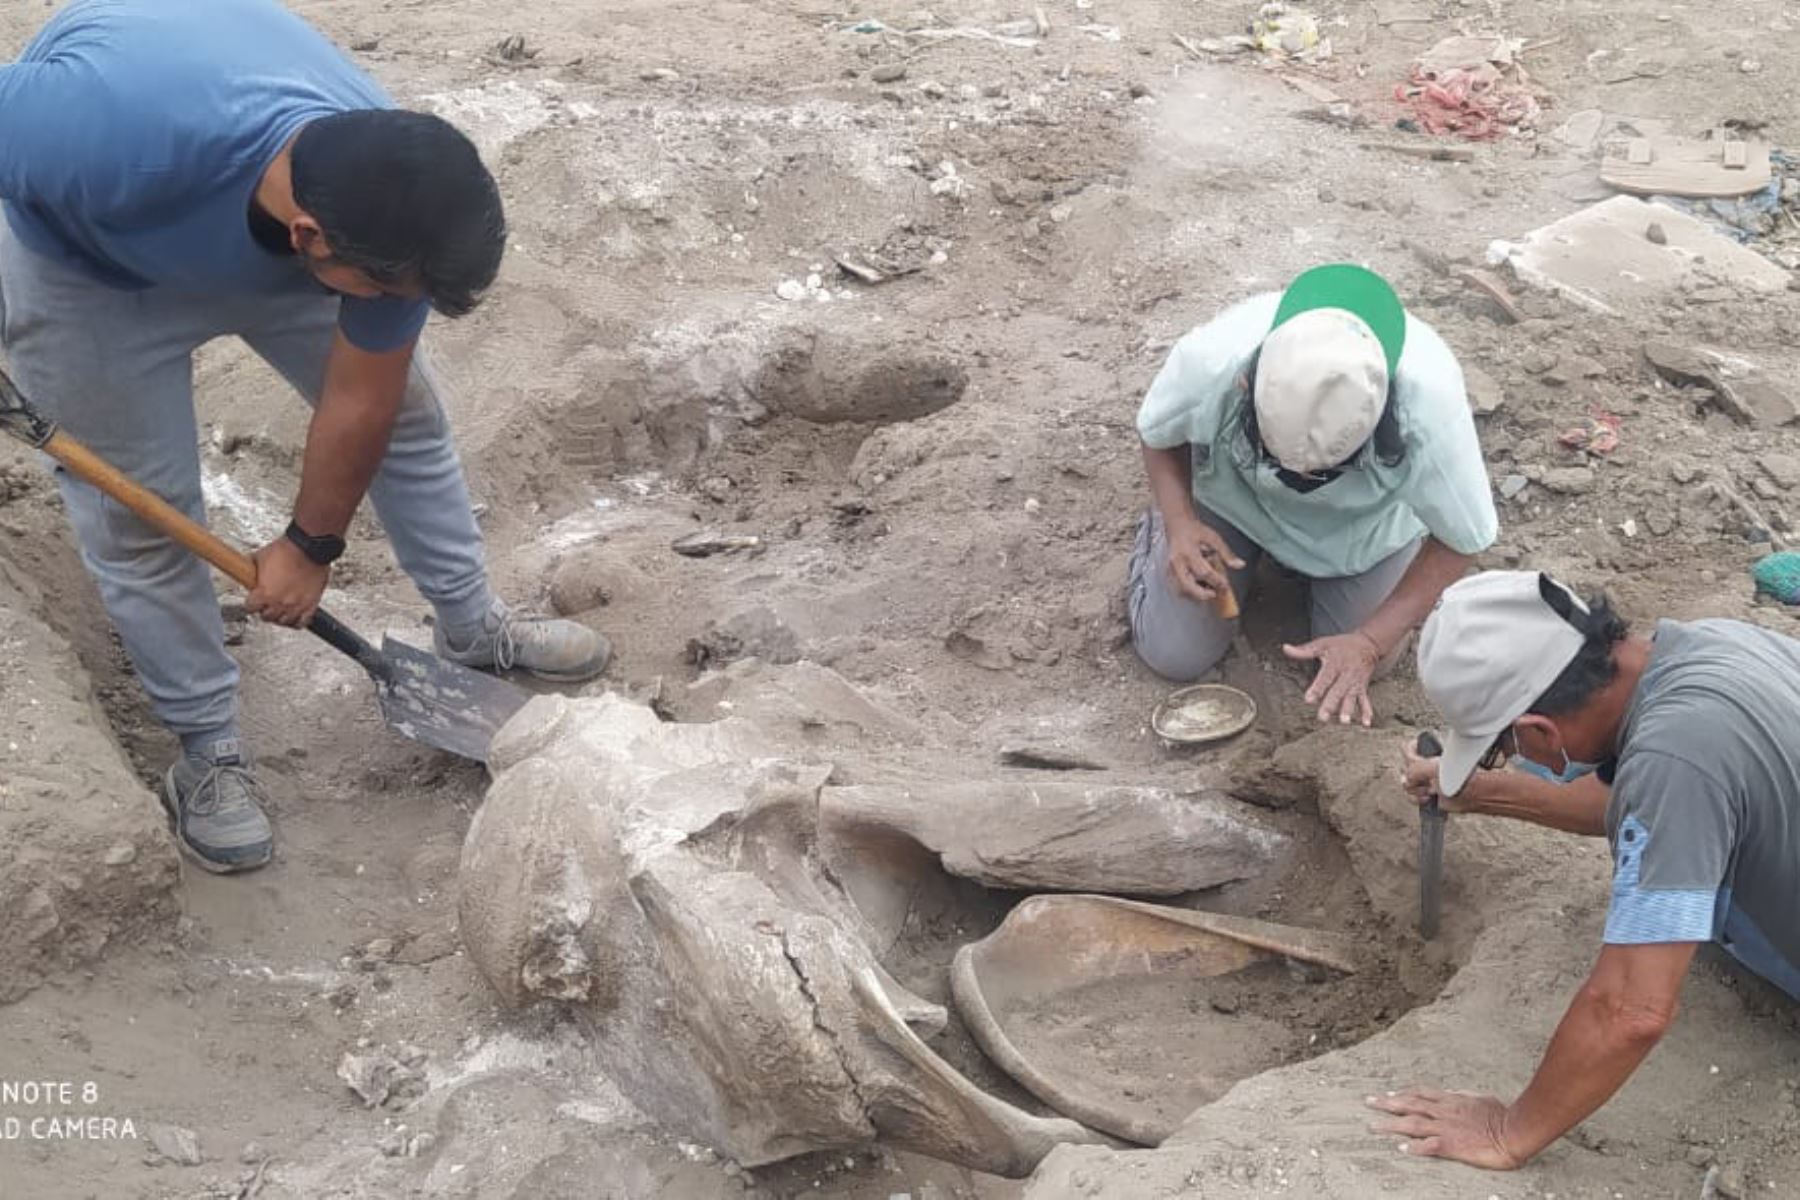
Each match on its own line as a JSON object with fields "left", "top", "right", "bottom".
{"left": 1514, "top": 753, "right": 1601, "bottom": 786}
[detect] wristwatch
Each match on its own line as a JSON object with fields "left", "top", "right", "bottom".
{"left": 284, "top": 519, "right": 346, "bottom": 566}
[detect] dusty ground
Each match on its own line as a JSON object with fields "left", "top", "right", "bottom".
{"left": 3, "top": 0, "right": 1800, "bottom": 1196}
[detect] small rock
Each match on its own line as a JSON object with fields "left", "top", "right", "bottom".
{"left": 350, "top": 37, "right": 380, "bottom": 53}
{"left": 1671, "top": 458, "right": 1701, "bottom": 484}
{"left": 700, "top": 475, "right": 735, "bottom": 504}
{"left": 1521, "top": 349, "right": 1557, "bottom": 375}
{"left": 919, "top": 79, "right": 946, "bottom": 99}
{"left": 148, "top": 1124, "right": 203, "bottom": 1167}
{"left": 1542, "top": 355, "right": 1604, "bottom": 387}
{"left": 641, "top": 67, "right": 681, "bottom": 83}
{"left": 869, "top": 63, "right": 907, "bottom": 83}
{"left": 775, "top": 279, "right": 809, "bottom": 302}
{"left": 1687, "top": 1145, "right": 1717, "bottom": 1168}
{"left": 1499, "top": 474, "right": 1529, "bottom": 500}
{"left": 338, "top": 1050, "right": 400, "bottom": 1108}
{"left": 1754, "top": 477, "right": 1783, "bottom": 501}
{"left": 103, "top": 843, "right": 137, "bottom": 866}
{"left": 1541, "top": 466, "right": 1598, "bottom": 496}
{"left": 1645, "top": 222, "right": 1667, "bottom": 245}
{"left": 1465, "top": 366, "right": 1506, "bottom": 415}
{"left": 408, "top": 1131, "right": 438, "bottom": 1158}
{"left": 1715, "top": 1162, "right": 1747, "bottom": 1198}
{"left": 1645, "top": 508, "right": 1675, "bottom": 537}
{"left": 1760, "top": 454, "right": 1800, "bottom": 490}
{"left": 361, "top": 937, "right": 396, "bottom": 962}
{"left": 1024, "top": 497, "right": 1043, "bottom": 514}
{"left": 1209, "top": 996, "right": 1240, "bottom": 1015}
{"left": 377, "top": 1129, "right": 408, "bottom": 1158}
{"left": 1620, "top": 518, "right": 1638, "bottom": 538}
{"left": 1741, "top": 59, "right": 1763, "bottom": 74}
{"left": 1127, "top": 82, "right": 1149, "bottom": 99}
{"left": 1049, "top": 204, "right": 1073, "bottom": 224}
{"left": 396, "top": 1043, "right": 428, "bottom": 1069}
{"left": 240, "top": 1142, "right": 265, "bottom": 1166}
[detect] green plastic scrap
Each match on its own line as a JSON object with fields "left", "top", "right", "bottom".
{"left": 1752, "top": 551, "right": 1800, "bottom": 604}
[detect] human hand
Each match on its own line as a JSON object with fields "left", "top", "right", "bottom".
{"left": 1399, "top": 743, "right": 1486, "bottom": 813}
{"left": 1164, "top": 516, "right": 1245, "bottom": 604}
{"left": 1283, "top": 630, "right": 1383, "bottom": 726}
{"left": 248, "top": 536, "right": 330, "bottom": 628}
{"left": 1366, "top": 1088, "right": 1527, "bottom": 1171}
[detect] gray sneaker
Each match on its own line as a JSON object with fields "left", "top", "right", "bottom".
{"left": 161, "top": 740, "right": 274, "bottom": 874}
{"left": 435, "top": 601, "right": 612, "bottom": 683}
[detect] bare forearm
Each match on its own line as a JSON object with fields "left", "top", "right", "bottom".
{"left": 291, "top": 334, "right": 413, "bottom": 536}
{"left": 1359, "top": 537, "right": 1469, "bottom": 656}
{"left": 1141, "top": 442, "right": 1197, "bottom": 528}
{"left": 1502, "top": 949, "right": 1691, "bottom": 1161}
{"left": 1465, "top": 771, "right": 1609, "bottom": 836}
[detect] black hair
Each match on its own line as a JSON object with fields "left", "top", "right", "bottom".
{"left": 290, "top": 110, "right": 506, "bottom": 317}
{"left": 1238, "top": 346, "right": 1408, "bottom": 476}
{"left": 1527, "top": 581, "right": 1630, "bottom": 716}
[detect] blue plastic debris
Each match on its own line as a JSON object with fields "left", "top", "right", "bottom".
{"left": 1752, "top": 550, "right": 1800, "bottom": 604}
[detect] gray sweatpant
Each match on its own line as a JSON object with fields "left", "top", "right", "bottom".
{"left": 0, "top": 224, "right": 493, "bottom": 749}
{"left": 1127, "top": 503, "right": 1420, "bottom": 682}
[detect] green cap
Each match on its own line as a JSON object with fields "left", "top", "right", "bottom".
{"left": 1271, "top": 264, "right": 1407, "bottom": 376}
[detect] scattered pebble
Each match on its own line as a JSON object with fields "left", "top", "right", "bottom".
{"left": 103, "top": 843, "right": 138, "bottom": 866}
{"left": 1499, "top": 475, "right": 1530, "bottom": 500}
{"left": 1541, "top": 466, "right": 1598, "bottom": 496}
{"left": 148, "top": 1124, "right": 203, "bottom": 1167}
{"left": 1645, "top": 222, "right": 1667, "bottom": 245}
{"left": 869, "top": 63, "right": 907, "bottom": 83}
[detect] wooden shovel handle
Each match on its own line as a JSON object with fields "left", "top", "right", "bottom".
{"left": 42, "top": 428, "right": 260, "bottom": 590}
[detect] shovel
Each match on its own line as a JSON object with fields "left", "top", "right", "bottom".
{"left": 0, "top": 368, "right": 529, "bottom": 763}
{"left": 1415, "top": 730, "right": 1446, "bottom": 939}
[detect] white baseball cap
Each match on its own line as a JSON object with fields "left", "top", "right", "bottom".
{"left": 1417, "top": 570, "right": 1590, "bottom": 797}
{"left": 1254, "top": 265, "right": 1408, "bottom": 475}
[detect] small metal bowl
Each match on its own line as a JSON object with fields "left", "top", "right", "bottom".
{"left": 1151, "top": 683, "right": 1258, "bottom": 745}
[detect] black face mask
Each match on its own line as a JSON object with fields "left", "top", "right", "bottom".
{"left": 1273, "top": 465, "right": 1344, "bottom": 493}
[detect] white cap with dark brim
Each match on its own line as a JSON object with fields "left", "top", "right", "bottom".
{"left": 1417, "top": 570, "right": 1591, "bottom": 797}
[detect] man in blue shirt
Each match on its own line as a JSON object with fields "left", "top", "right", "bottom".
{"left": 0, "top": 0, "right": 611, "bottom": 874}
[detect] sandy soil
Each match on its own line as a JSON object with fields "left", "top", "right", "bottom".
{"left": 2, "top": 0, "right": 1800, "bottom": 1196}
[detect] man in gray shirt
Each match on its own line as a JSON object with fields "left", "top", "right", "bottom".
{"left": 1368, "top": 569, "right": 1800, "bottom": 1170}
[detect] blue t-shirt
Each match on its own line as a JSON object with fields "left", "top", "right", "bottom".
{"left": 0, "top": 0, "right": 428, "bottom": 353}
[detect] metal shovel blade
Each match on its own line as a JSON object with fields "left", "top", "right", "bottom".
{"left": 373, "top": 636, "right": 534, "bottom": 763}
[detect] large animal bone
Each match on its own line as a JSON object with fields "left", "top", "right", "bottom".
{"left": 820, "top": 781, "right": 1285, "bottom": 895}
{"left": 459, "top": 691, "right": 1114, "bottom": 1174}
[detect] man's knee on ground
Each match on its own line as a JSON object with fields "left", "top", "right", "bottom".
{"left": 1132, "top": 627, "right": 1230, "bottom": 683}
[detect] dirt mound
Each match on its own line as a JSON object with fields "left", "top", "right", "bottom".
{"left": 0, "top": 559, "right": 179, "bottom": 1002}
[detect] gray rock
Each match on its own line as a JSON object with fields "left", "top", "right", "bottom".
{"left": 1464, "top": 366, "right": 1506, "bottom": 415}
{"left": 1542, "top": 355, "right": 1604, "bottom": 387}
{"left": 148, "top": 1124, "right": 202, "bottom": 1167}
{"left": 869, "top": 63, "right": 907, "bottom": 83}
{"left": 1760, "top": 453, "right": 1800, "bottom": 490}
{"left": 1541, "top": 466, "right": 1598, "bottom": 495}
{"left": 1498, "top": 474, "right": 1530, "bottom": 500}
